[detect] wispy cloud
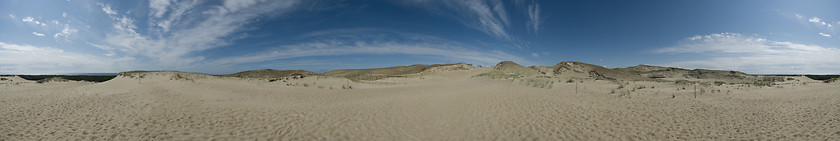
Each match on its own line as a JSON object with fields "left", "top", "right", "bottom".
{"left": 654, "top": 33, "right": 840, "bottom": 74}
{"left": 819, "top": 32, "right": 831, "bottom": 37}
{"left": 0, "top": 42, "right": 123, "bottom": 74}
{"left": 406, "top": 0, "right": 513, "bottom": 40}
{"left": 808, "top": 17, "right": 821, "bottom": 23}
{"left": 8, "top": 14, "right": 14, "bottom": 19}
{"left": 527, "top": 3, "right": 541, "bottom": 34}
{"left": 21, "top": 16, "right": 33, "bottom": 22}
{"left": 53, "top": 25, "right": 77, "bottom": 40}
{"left": 31, "top": 32, "right": 45, "bottom": 37}
{"left": 97, "top": 0, "right": 302, "bottom": 67}
{"left": 199, "top": 29, "right": 534, "bottom": 72}
{"left": 805, "top": 16, "right": 833, "bottom": 28}
{"left": 149, "top": 0, "right": 172, "bottom": 18}
{"left": 99, "top": 3, "right": 118, "bottom": 15}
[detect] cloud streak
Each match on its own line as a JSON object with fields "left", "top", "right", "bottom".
{"left": 654, "top": 33, "right": 840, "bottom": 74}
{"left": 406, "top": 0, "right": 514, "bottom": 40}
{"left": 53, "top": 25, "right": 77, "bottom": 40}
{"left": 99, "top": 3, "right": 118, "bottom": 15}
{"left": 32, "top": 32, "right": 45, "bottom": 37}
{"left": 804, "top": 16, "right": 834, "bottom": 28}
{"left": 21, "top": 16, "right": 33, "bottom": 22}
{"left": 199, "top": 29, "right": 534, "bottom": 73}
{"left": 0, "top": 42, "right": 122, "bottom": 74}
{"left": 97, "top": 0, "right": 302, "bottom": 68}
{"left": 527, "top": 3, "right": 541, "bottom": 33}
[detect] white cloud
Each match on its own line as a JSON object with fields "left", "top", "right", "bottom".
{"left": 151, "top": 0, "right": 200, "bottom": 32}
{"left": 99, "top": 0, "right": 302, "bottom": 67}
{"left": 797, "top": 15, "right": 835, "bottom": 31}
{"left": 53, "top": 25, "right": 78, "bottom": 40}
{"left": 795, "top": 14, "right": 802, "bottom": 19}
{"left": 0, "top": 42, "right": 121, "bottom": 74}
{"left": 199, "top": 29, "right": 535, "bottom": 71}
{"left": 654, "top": 33, "right": 840, "bottom": 74}
{"left": 89, "top": 43, "right": 117, "bottom": 57}
{"left": 407, "top": 0, "right": 513, "bottom": 40}
{"left": 62, "top": 12, "right": 67, "bottom": 18}
{"left": 32, "top": 32, "right": 45, "bottom": 37}
{"left": 819, "top": 33, "right": 831, "bottom": 37}
{"left": 149, "top": 0, "right": 172, "bottom": 18}
{"left": 531, "top": 52, "right": 539, "bottom": 57}
{"left": 22, "top": 16, "right": 33, "bottom": 22}
{"left": 205, "top": 41, "right": 533, "bottom": 69}
{"left": 493, "top": 2, "right": 510, "bottom": 27}
{"left": 527, "top": 3, "right": 541, "bottom": 33}
{"left": 88, "top": 43, "right": 114, "bottom": 50}
{"left": 809, "top": 17, "right": 820, "bottom": 23}
{"left": 99, "top": 3, "right": 118, "bottom": 15}
{"left": 8, "top": 14, "right": 14, "bottom": 19}
{"left": 222, "top": 0, "right": 264, "bottom": 14}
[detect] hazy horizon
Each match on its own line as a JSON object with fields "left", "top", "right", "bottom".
{"left": 2, "top": 0, "right": 839, "bottom": 74}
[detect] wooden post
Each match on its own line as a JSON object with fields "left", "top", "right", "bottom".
{"left": 694, "top": 85, "right": 697, "bottom": 98}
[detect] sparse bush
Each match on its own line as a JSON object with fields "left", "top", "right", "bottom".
{"left": 566, "top": 79, "right": 575, "bottom": 83}
{"left": 475, "top": 71, "right": 523, "bottom": 79}
{"left": 714, "top": 81, "right": 725, "bottom": 86}
{"left": 674, "top": 80, "right": 693, "bottom": 85}
{"left": 548, "top": 81, "right": 554, "bottom": 89}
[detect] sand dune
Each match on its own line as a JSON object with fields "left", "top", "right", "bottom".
{"left": 1, "top": 61, "right": 839, "bottom": 140}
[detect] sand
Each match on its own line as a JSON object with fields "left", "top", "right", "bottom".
{"left": 1, "top": 68, "right": 839, "bottom": 140}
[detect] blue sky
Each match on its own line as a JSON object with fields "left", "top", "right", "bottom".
{"left": 1, "top": 0, "right": 839, "bottom": 74}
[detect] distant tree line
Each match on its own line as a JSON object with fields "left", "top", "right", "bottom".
{"left": 803, "top": 75, "right": 840, "bottom": 80}
{"left": 764, "top": 75, "right": 840, "bottom": 80}
{"left": 0, "top": 75, "right": 116, "bottom": 82}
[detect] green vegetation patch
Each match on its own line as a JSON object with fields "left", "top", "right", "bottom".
{"left": 474, "top": 70, "right": 523, "bottom": 79}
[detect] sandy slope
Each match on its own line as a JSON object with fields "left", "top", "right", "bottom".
{"left": 1, "top": 69, "right": 839, "bottom": 140}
